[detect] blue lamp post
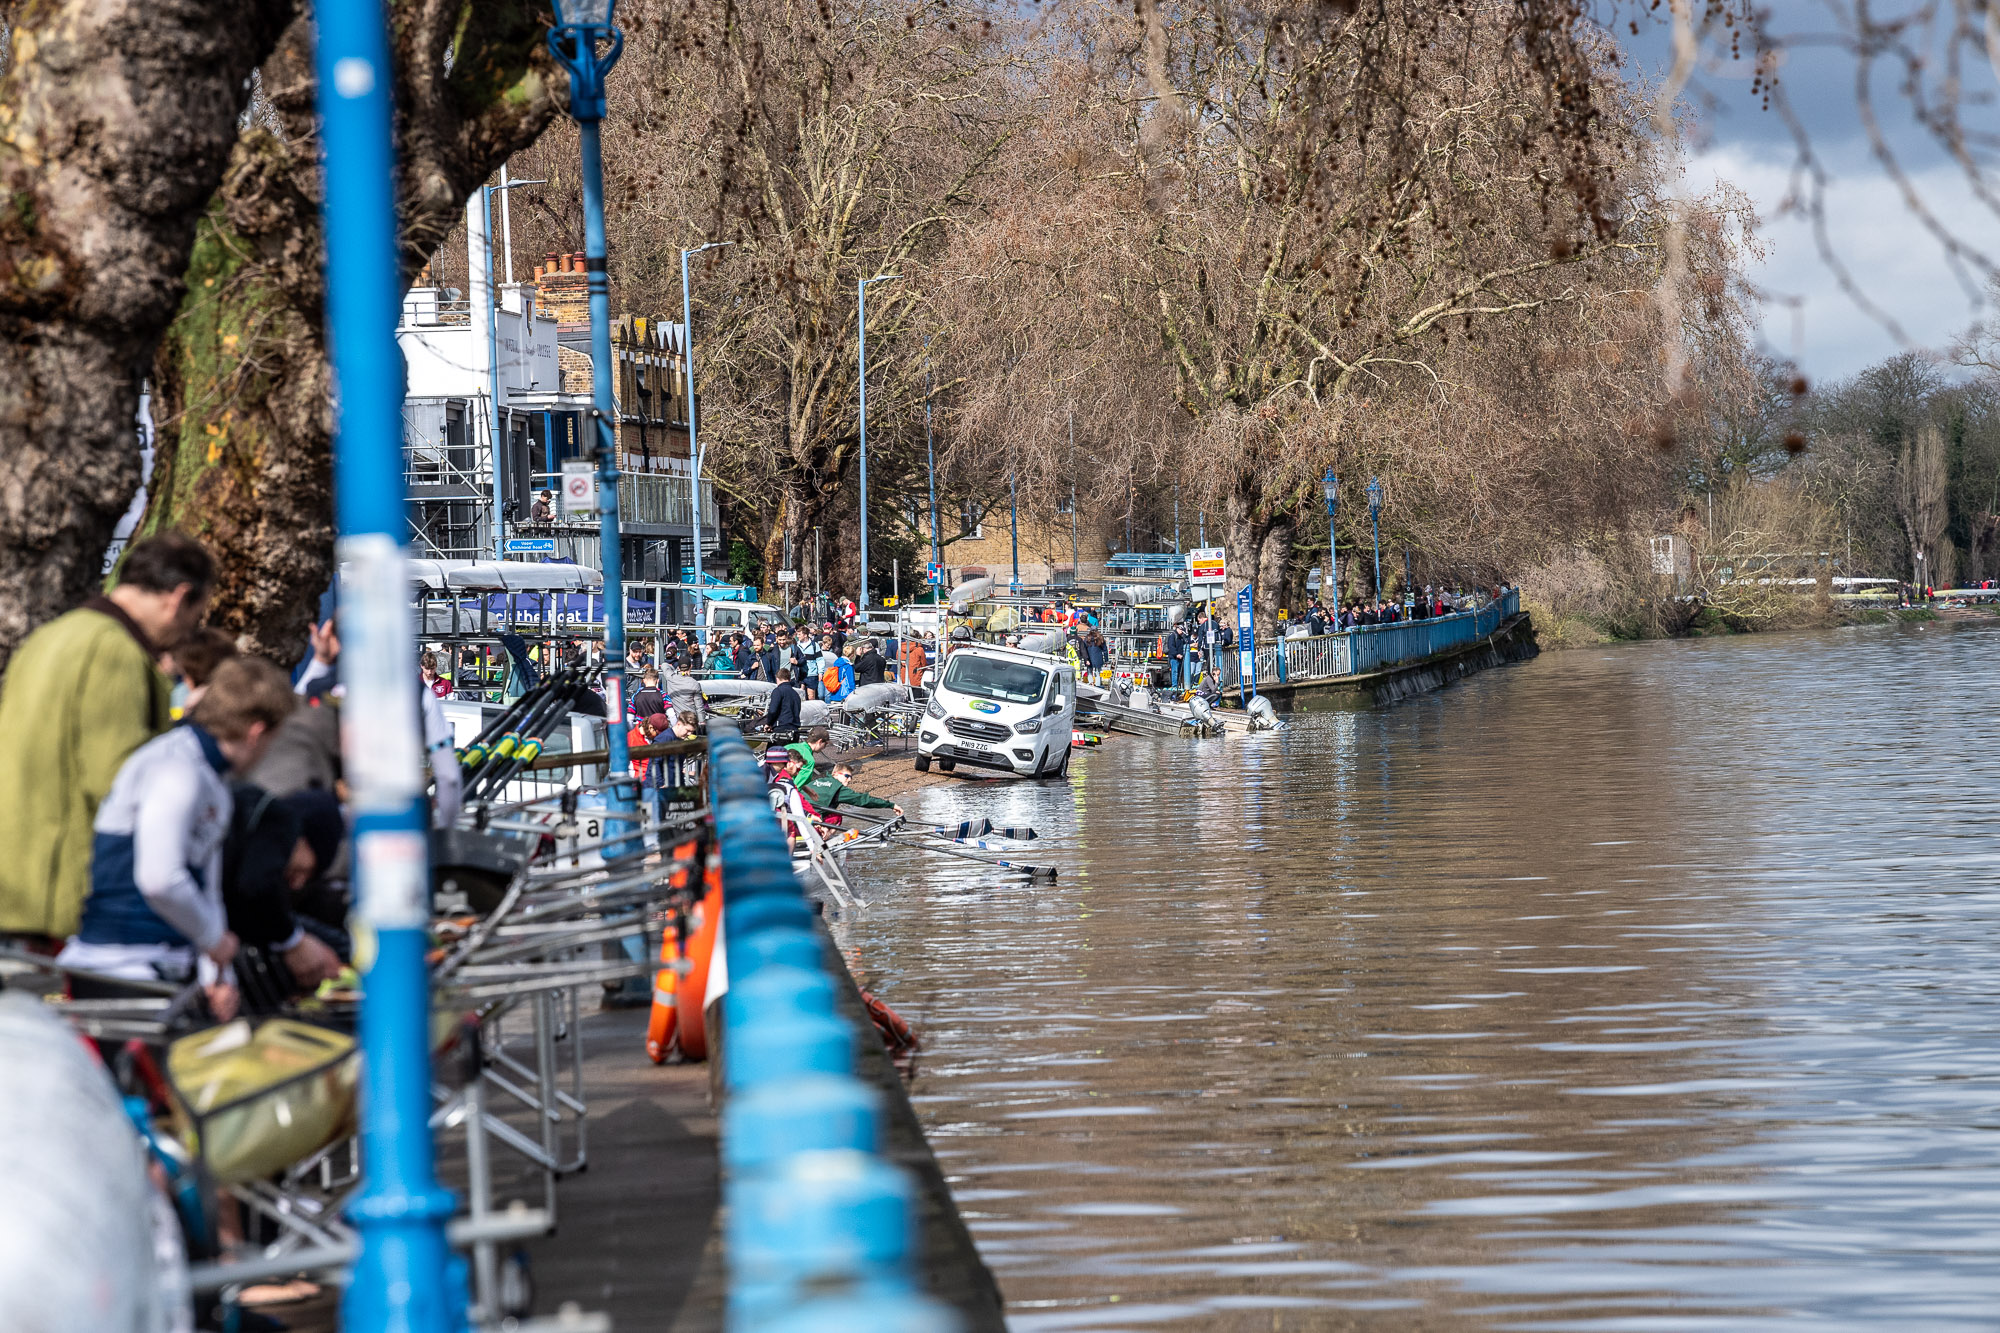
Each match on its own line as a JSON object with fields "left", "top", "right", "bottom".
{"left": 314, "top": 1, "right": 456, "bottom": 1329}
{"left": 924, "top": 335, "right": 941, "bottom": 577}
{"left": 1321, "top": 470, "right": 1337, "bottom": 603}
{"left": 548, "top": 0, "right": 638, "bottom": 843}
{"left": 857, "top": 271, "right": 897, "bottom": 616}
{"left": 682, "top": 239, "right": 730, "bottom": 635}
{"left": 1366, "top": 476, "right": 1383, "bottom": 598}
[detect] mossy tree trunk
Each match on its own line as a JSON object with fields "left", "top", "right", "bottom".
{"left": 0, "top": 0, "right": 295, "bottom": 667}
{"left": 137, "top": 5, "right": 563, "bottom": 661}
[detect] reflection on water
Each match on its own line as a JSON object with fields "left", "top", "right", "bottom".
{"left": 841, "top": 622, "right": 2000, "bottom": 1330}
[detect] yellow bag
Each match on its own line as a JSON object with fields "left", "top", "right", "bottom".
{"left": 167, "top": 1019, "right": 359, "bottom": 1185}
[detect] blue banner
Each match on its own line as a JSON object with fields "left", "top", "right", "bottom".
{"left": 1236, "top": 583, "right": 1255, "bottom": 706}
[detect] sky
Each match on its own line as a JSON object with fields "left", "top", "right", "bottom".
{"left": 1628, "top": 0, "right": 2000, "bottom": 386}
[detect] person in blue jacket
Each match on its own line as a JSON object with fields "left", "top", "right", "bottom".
{"left": 818, "top": 634, "right": 857, "bottom": 702}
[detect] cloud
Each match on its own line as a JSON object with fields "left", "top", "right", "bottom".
{"left": 1689, "top": 141, "right": 2000, "bottom": 384}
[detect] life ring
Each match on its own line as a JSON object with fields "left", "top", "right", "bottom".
{"left": 645, "top": 840, "right": 701, "bottom": 1064}
{"left": 860, "top": 989, "right": 918, "bottom": 1053}
{"left": 674, "top": 853, "right": 725, "bottom": 1061}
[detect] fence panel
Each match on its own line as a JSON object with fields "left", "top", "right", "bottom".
{"left": 1211, "top": 589, "right": 1517, "bottom": 690}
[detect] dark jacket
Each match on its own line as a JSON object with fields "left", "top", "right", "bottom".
{"left": 760, "top": 680, "right": 803, "bottom": 734}
{"left": 854, "top": 648, "right": 888, "bottom": 686}
{"left": 1165, "top": 627, "right": 1185, "bottom": 658}
{"left": 757, "top": 644, "right": 782, "bottom": 681}
{"left": 732, "top": 643, "right": 758, "bottom": 678}
{"left": 630, "top": 686, "right": 665, "bottom": 720}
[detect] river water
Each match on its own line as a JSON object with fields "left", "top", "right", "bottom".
{"left": 840, "top": 621, "right": 2000, "bottom": 1330}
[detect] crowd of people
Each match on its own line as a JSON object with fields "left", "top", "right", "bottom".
{"left": 0, "top": 535, "right": 354, "bottom": 1026}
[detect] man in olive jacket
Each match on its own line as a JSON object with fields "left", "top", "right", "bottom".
{"left": 0, "top": 534, "right": 214, "bottom": 944}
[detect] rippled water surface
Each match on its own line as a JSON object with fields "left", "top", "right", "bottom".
{"left": 839, "top": 622, "right": 2000, "bottom": 1330}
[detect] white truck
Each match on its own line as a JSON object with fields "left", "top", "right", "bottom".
{"left": 915, "top": 643, "right": 1075, "bottom": 779}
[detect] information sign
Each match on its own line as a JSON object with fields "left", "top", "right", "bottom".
{"left": 776, "top": 569, "right": 799, "bottom": 584}
{"left": 926, "top": 561, "right": 944, "bottom": 586}
{"left": 1236, "top": 583, "right": 1256, "bottom": 705}
{"left": 1189, "top": 547, "right": 1227, "bottom": 589}
{"left": 506, "top": 537, "right": 557, "bottom": 557}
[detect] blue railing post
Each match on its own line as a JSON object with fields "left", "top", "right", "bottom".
{"left": 706, "top": 723, "right": 960, "bottom": 1331}
{"left": 315, "top": 5, "right": 458, "bottom": 1329}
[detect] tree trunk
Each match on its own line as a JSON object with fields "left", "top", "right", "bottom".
{"left": 0, "top": 0, "right": 294, "bottom": 666}
{"left": 1222, "top": 464, "right": 1299, "bottom": 633}
{"left": 134, "top": 7, "right": 562, "bottom": 662}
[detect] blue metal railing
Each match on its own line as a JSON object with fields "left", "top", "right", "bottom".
{"left": 1217, "top": 588, "right": 1520, "bottom": 690}
{"left": 708, "top": 722, "right": 959, "bottom": 1331}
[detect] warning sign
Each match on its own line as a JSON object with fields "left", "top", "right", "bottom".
{"left": 1187, "top": 547, "right": 1227, "bottom": 589}
{"left": 560, "top": 460, "right": 595, "bottom": 517}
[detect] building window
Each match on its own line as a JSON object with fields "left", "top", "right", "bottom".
{"left": 961, "top": 501, "right": 984, "bottom": 539}
{"left": 1056, "top": 493, "right": 1074, "bottom": 516}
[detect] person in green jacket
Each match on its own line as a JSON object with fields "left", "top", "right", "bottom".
{"left": 0, "top": 533, "right": 214, "bottom": 945}
{"left": 802, "top": 761, "right": 902, "bottom": 817}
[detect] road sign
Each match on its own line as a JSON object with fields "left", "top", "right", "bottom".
{"left": 560, "top": 459, "right": 595, "bottom": 516}
{"left": 1189, "top": 547, "right": 1226, "bottom": 589}
{"left": 776, "top": 569, "right": 798, "bottom": 584}
{"left": 1236, "top": 583, "right": 1256, "bottom": 705}
{"left": 506, "top": 538, "right": 556, "bottom": 556}
{"left": 1306, "top": 566, "right": 1322, "bottom": 589}
{"left": 926, "top": 561, "right": 943, "bottom": 585}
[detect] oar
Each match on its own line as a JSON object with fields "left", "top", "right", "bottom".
{"left": 887, "top": 834, "right": 1056, "bottom": 880}
{"left": 988, "top": 825, "right": 1040, "bottom": 842}
{"left": 927, "top": 818, "right": 991, "bottom": 840}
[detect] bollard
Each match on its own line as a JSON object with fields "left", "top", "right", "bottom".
{"left": 727, "top": 929, "right": 822, "bottom": 979}
{"left": 727, "top": 894, "right": 815, "bottom": 938}
{"left": 722, "top": 1074, "right": 882, "bottom": 1173}
{"left": 759, "top": 1293, "right": 964, "bottom": 1333}
{"left": 722, "top": 1011, "right": 854, "bottom": 1091}
{"left": 725, "top": 1149, "right": 915, "bottom": 1326}
{"left": 723, "top": 964, "right": 838, "bottom": 1029}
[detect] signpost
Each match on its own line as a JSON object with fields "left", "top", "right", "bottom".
{"left": 506, "top": 537, "right": 557, "bottom": 557}
{"left": 1236, "top": 583, "right": 1255, "bottom": 707}
{"left": 1188, "top": 547, "right": 1227, "bottom": 590}
{"left": 559, "top": 458, "right": 595, "bottom": 517}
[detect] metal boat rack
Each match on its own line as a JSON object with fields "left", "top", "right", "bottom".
{"left": 20, "top": 782, "right": 708, "bottom": 1332}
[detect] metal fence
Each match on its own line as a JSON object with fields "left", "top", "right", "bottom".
{"left": 1216, "top": 588, "right": 1520, "bottom": 691}
{"left": 529, "top": 470, "right": 719, "bottom": 530}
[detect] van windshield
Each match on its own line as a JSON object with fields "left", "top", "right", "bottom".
{"left": 941, "top": 654, "right": 1048, "bottom": 705}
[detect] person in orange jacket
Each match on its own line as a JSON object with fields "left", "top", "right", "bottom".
{"left": 627, "top": 712, "right": 669, "bottom": 782}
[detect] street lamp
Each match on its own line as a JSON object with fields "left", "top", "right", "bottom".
{"left": 857, "top": 271, "right": 898, "bottom": 617}
{"left": 548, "top": 0, "right": 638, "bottom": 846}
{"left": 314, "top": 4, "right": 453, "bottom": 1329}
{"left": 1321, "top": 470, "right": 1338, "bottom": 603}
{"left": 1367, "top": 476, "right": 1383, "bottom": 598}
{"left": 682, "top": 239, "right": 731, "bottom": 636}
{"left": 925, "top": 335, "right": 941, "bottom": 582}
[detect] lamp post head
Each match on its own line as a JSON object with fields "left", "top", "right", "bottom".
{"left": 548, "top": 0, "right": 623, "bottom": 121}
{"left": 1366, "top": 476, "right": 1382, "bottom": 516}
{"left": 1321, "top": 470, "right": 1338, "bottom": 515}
{"left": 864, "top": 272, "right": 900, "bottom": 288}
{"left": 553, "top": 0, "right": 615, "bottom": 25}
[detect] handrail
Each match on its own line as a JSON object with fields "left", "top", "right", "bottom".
{"left": 707, "top": 722, "right": 953, "bottom": 1327}
{"left": 1215, "top": 588, "right": 1520, "bottom": 690}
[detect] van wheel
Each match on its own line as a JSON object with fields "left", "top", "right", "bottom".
{"left": 938, "top": 758, "right": 957, "bottom": 773}
{"left": 914, "top": 754, "right": 931, "bottom": 773}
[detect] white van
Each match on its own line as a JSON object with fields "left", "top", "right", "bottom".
{"left": 915, "top": 644, "right": 1074, "bottom": 779}
{"left": 702, "top": 601, "right": 790, "bottom": 636}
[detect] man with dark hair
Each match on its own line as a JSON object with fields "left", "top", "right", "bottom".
{"left": 759, "top": 668, "right": 803, "bottom": 738}
{"left": 0, "top": 532, "right": 216, "bottom": 946}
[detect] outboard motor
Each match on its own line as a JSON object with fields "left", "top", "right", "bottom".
{"left": 1247, "top": 695, "right": 1281, "bottom": 731}
{"left": 1187, "top": 691, "right": 1218, "bottom": 733}
{"left": 1129, "top": 685, "right": 1153, "bottom": 711}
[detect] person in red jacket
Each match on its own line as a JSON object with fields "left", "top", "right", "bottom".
{"left": 627, "top": 712, "right": 669, "bottom": 781}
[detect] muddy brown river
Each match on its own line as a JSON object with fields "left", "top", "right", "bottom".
{"left": 841, "top": 620, "right": 2000, "bottom": 1330}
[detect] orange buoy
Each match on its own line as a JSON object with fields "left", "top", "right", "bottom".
{"left": 645, "top": 840, "right": 702, "bottom": 1064}
{"left": 860, "top": 988, "right": 918, "bottom": 1053}
{"left": 674, "top": 854, "right": 725, "bottom": 1061}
